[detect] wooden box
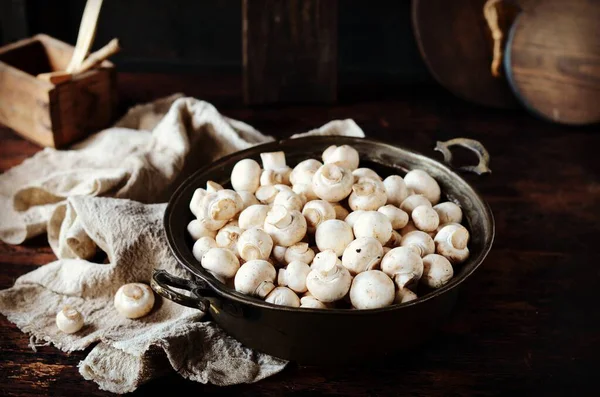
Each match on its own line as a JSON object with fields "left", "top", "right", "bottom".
{"left": 0, "top": 34, "right": 117, "bottom": 148}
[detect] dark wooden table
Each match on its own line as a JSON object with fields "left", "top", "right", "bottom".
{"left": 1, "top": 73, "right": 599, "bottom": 396}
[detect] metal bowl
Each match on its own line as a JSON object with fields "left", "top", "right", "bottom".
{"left": 152, "top": 136, "right": 495, "bottom": 365}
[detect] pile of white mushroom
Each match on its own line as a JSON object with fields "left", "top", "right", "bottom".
{"left": 187, "top": 145, "right": 470, "bottom": 310}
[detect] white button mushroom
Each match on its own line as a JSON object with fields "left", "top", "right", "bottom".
{"left": 341, "top": 236, "right": 384, "bottom": 275}
{"left": 56, "top": 305, "right": 84, "bottom": 334}
{"left": 352, "top": 211, "right": 393, "bottom": 245}
{"left": 421, "top": 254, "right": 454, "bottom": 288}
{"left": 290, "top": 159, "right": 323, "bottom": 185}
{"left": 292, "top": 183, "right": 318, "bottom": 202}
{"left": 377, "top": 204, "right": 409, "bottom": 230}
{"left": 206, "top": 180, "right": 223, "bottom": 192}
{"left": 231, "top": 158, "right": 262, "bottom": 193}
{"left": 311, "top": 249, "right": 342, "bottom": 272}
{"left": 237, "top": 228, "right": 274, "bottom": 261}
{"left": 349, "top": 270, "right": 395, "bottom": 309}
{"left": 383, "top": 246, "right": 392, "bottom": 256}
{"left": 394, "top": 287, "right": 418, "bottom": 304}
{"left": 352, "top": 167, "right": 382, "bottom": 182}
{"left": 260, "top": 168, "right": 291, "bottom": 186}
{"left": 238, "top": 204, "right": 271, "bottom": 230}
{"left": 284, "top": 242, "right": 315, "bottom": 264}
{"left": 187, "top": 219, "right": 219, "bottom": 240}
{"left": 400, "top": 230, "right": 435, "bottom": 257}
{"left": 302, "top": 200, "right": 336, "bottom": 233}
{"left": 404, "top": 169, "right": 441, "bottom": 205}
{"left": 255, "top": 184, "right": 292, "bottom": 204}
{"left": 344, "top": 210, "right": 366, "bottom": 228}
{"left": 192, "top": 236, "right": 218, "bottom": 262}
{"left": 411, "top": 204, "right": 440, "bottom": 232}
{"left": 114, "top": 283, "right": 155, "bottom": 319}
{"left": 306, "top": 260, "right": 352, "bottom": 303}
{"left": 189, "top": 188, "right": 208, "bottom": 218}
{"left": 383, "top": 175, "right": 409, "bottom": 207}
{"left": 385, "top": 230, "right": 403, "bottom": 248}
{"left": 434, "top": 223, "right": 470, "bottom": 264}
{"left": 322, "top": 144, "right": 360, "bottom": 171}
{"left": 265, "top": 287, "right": 300, "bottom": 307}
{"left": 201, "top": 247, "right": 241, "bottom": 280}
{"left": 348, "top": 177, "right": 387, "bottom": 211}
{"left": 331, "top": 203, "right": 350, "bottom": 220}
{"left": 271, "top": 245, "right": 288, "bottom": 266}
{"left": 300, "top": 293, "right": 330, "bottom": 309}
{"left": 237, "top": 191, "right": 260, "bottom": 211}
{"left": 400, "top": 194, "right": 432, "bottom": 213}
{"left": 315, "top": 219, "right": 354, "bottom": 256}
{"left": 234, "top": 259, "right": 277, "bottom": 298}
{"left": 277, "top": 260, "right": 311, "bottom": 293}
{"left": 263, "top": 205, "right": 307, "bottom": 247}
{"left": 260, "top": 151, "right": 288, "bottom": 170}
{"left": 199, "top": 190, "right": 244, "bottom": 222}
{"left": 273, "top": 189, "right": 305, "bottom": 212}
{"left": 433, "top": 202, "right": 463, "bottom": 225}
{"left": 215, "top": 224, "right": 243, "bottom": 255}
{"left": 400, "top": 220, "right": 419, "bottom": 236}
{"left": 380, "top": 246, "right": 424, "bottom": 289}
{"left": 312, "top": 163, "right": 354, "bottom": 202}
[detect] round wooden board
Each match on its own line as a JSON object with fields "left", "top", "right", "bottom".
{"left": 504, "top": 0, "right": 600, "bottom": 125}
{"left": 412, "top": 0, "right": 521, "bottom": 109}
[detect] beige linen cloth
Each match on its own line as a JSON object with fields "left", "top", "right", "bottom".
{"left": 0, "top": 94, "right": 365, "bottom": 393}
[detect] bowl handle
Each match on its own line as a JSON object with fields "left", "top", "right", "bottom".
{"left": 434, "top": 138, "right": 491, "bottom": 175}
{"left": 151, "top": 269, "right": 213, "bottom": 312}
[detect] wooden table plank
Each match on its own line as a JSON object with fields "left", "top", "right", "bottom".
{"left": 1, "top": 73, "right": 599, "bottom": 396}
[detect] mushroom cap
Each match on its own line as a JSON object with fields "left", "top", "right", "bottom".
{"left": 215, "top": 224, "right": 243, "bottom": 255}
{"left": 187, "top": 219, "right": 219, "bottom": 240}
{"left": 201, "top": 247, "right": 240, "bottom": 279}
{"left": 400, "top": 230, "right": 435, "bottom": 257}
{"left": 292, "top": 183, "right": 319, "bottom": 202}
{"left": 114, "top": 283, "right": 155, "bottom": 319}
{"left": 201, "top": 190, "right": 243, "bottom": 222}
{"left": 311, "top": 249, "right": 342, "bottom": 272}
{"left": 237, "top": 191, "right": 260, "bottom": 211}
{"left": 422, "top": 254, "right": 454, "bottom": 288}
{"left": 192, "top": 236, "right": 218, "bottom": 262}
{"left": 231, "top": 159, "right": 262, "bottom": 193}
{"left": 348, "top": 177, "right": 387, "bottom": 211}
{"left": 352, "top": 211, "right": 393, "bottom": 245}
{"left": 284, "top": 242, "right": 315, "bottom": 264}
{"left": 277, "top": 260, "right": 311, "bottom": 293}
{"left": 331, "top": 203, "right": 350, "bottom": 220}
{"left": 237, "top": 228, "right": 274, "bottom": 261}
{"left": 383, "top": 175, "right": 409, "bottom": 207}
{"left": 265, "top": 287, "right": 301, "bottom": 307}
{"left": 234, "top": 259, "right": 277, "bottom": 298}
{"left": 380, "top": 246, "right": 424, "bottom": 289}
{"left": 377, "top": 204, "right": 409, "bottom": 230}
{"left": 352, "top": 168, "right": 382, "bottom": 182}
{"left": 290, "top": 159, "right": 323, "bottom": 185}
{"left": 312, "top": 163, "right": 354, "bottom": 202}
{"left": 433, "top": 202, "right": 463, "bottom": 225}
{"left": 260, "top": 168, "right": 291, "bottom": 186}
{"left": 300, "top": 295, "right": 330, "bottom": 309}
{"left": 260, "top": 151, "right": 287, "bottom": 170}
{"left": 404, "top": 169, "right": 441, "bottom": 204}
{"left": 255, "top": 184, "right": 292, "bottom": 204}
{"left": 56, "top": 305, "right": 84, "bottom": 334}
{"left": 349, "top": 270, "right": 395, "bottom": 309}
{"left": 315, "top": 219, "right": 355, "bottom": 256}
{"left": 306, "top": 262, "right": 352, "bottom": 303}
{"left": 271, "top": 245, "right": 288, "bottom": 266}
{"left": 273, "top": 189, "right": 305, "bottom": 212}
{"left": 263, "top": 205, "right": 307, "bottom": 247}
{"left": 385, "top": 230, "right": 403, "bottom": 248}
{"left": 189, "top": 188, "right": 208, "bottom": 217}
{"left": 344, "top": 210, "right": 366, "bottom": 228}
{"left": 412, "top": 205, "right": 440, "bottom": 232}
{"left": 238, "top": 204, "right": 271, "bottom": 230}
{"left": 400, "top": 194, "right": 432, "bottom": 213}
{"left": 322, "top": 144, "right": 360, "bottom": 171}
{"left": 394, "top": 287, "right": 418, "bottom": 304}
{"left": 434, "top": 224, "right": 470, "bottom": 264}
{"left": 302, "top": 200, "right": 336, "bottom": 233}
{"left": 341, "top": 236, "right": 384, "bottom": 275}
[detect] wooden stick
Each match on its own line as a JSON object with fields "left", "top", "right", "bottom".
{"left": 76, "top": 38, "right": 120, "bottom": 73}
{"left": 66, "top": 0, "right": 104, "bottom": 73}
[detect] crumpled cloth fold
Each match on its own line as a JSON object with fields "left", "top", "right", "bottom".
{"left": 0, "top": 95, "right": 365, "bottom": 393}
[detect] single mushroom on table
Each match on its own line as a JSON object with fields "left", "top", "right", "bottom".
{"left": 114, "top": 283, "right": 155, "bottom": 319}
{"left": 350, "top": 270, "right": 395, "bottom": 309}
{"left": 234, "top": 259, "right": 277, "bottom": 298}
{"left": 56, "top": 305, "right": 84, "bottom": 333}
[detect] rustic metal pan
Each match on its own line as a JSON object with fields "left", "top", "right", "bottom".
{"left": 151, "top": 136, "right": 494, "bottom": 365}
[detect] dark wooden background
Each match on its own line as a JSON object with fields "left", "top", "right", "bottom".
{"left": 1, "top": 71, "right": 599, "bottom": 395}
